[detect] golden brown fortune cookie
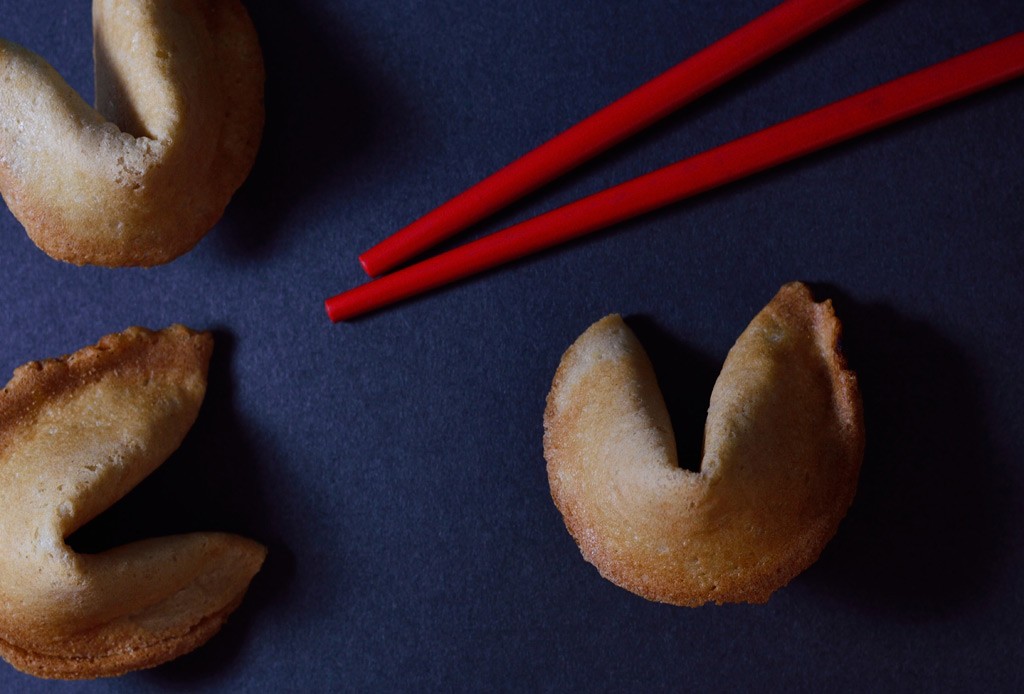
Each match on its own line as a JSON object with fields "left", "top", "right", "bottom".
{"left": 0, "top": 326, "right": 265, "bottom": 679}
{"left": 0, "top": 0, "right": 264, "bottom": 266}
{"left": 544, "top": 282, "right": 864, "bottom": 606}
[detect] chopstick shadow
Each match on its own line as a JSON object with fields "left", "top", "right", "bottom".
{"left": 65, "top": 329, "right": 294, "bottom": 682}
{"left": 212, "top": 0, "right": 411, "bottom": 259}
{"left": 409, "top": 0, "right": 889, "bottom": 261}
{"left": 405, "top": 0, "right": 1023, "bottom": 276}
{"left": 799, "top": 287, "right": 1008, "bottom": 616}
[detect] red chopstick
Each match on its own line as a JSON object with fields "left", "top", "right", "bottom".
{"left": 326, "top": 31, "right": 1024, "bottom": 322}
{"left": 358, "top": 0, "right": 870, "bottom": 277}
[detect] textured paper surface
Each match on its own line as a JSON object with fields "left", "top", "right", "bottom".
{"left": 0, "top": 0, "right": 1022, "bottom": 690}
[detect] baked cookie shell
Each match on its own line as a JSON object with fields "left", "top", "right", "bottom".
{"left": 544, "top": 283, "right": 863, "bottom": 606}
{"left": 0, "top": 0, "right": 264, "bottom": 266}
{"left": 0, "top": 326, "right": 266, "bottom": 679}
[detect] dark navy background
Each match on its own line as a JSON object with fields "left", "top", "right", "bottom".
{"left": 0, "top": 1, "right": 1022, "bottom": 690}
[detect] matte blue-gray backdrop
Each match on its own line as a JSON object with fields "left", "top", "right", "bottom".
{"left": 0, "top": 0, "right": 1022, "bottom": 690}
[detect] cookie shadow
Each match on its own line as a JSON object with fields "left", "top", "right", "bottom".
{"left": 213, "top": 0, "right": 410, "bottom": 259}
{"left": 802, "top": 289, "right": 1007, "bottom": 616}
{"left": 66, "top": 329, "right": 290, "bottom": 681}
{"left": 625, "top": 315, "right": 721, "bottom": 472}
{"left": 628, "top": 293, "right": 1007, "bottom": 617}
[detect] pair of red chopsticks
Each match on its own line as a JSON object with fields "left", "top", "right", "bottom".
{"left": 325, "top": 0, "right": 1024, "bottom": 322}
